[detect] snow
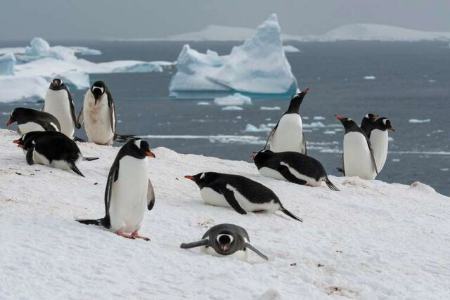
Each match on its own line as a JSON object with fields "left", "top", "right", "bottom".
{"left": 214, "top": 93, "right": 252, "bottom": 106}
{"left": 0, "top": 38, "right": 173, "bottom": 103}
{"left": 0, "top": 128, "right": 449, "bottom": 299}
{"left": 409, "top": 119, "right": 431, "bottom": 123}
{"left": 169, "top": 14, "right": 298, "bottom": 97}
{"left": 283, "top": 45, "right": 300, "bottom": 53}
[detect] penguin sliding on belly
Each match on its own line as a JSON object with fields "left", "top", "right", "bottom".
{"left": 336, "top": 115, "right": 378, "bottom": 180}
{"left": 77, "top": 139, "right": 156, "bottom": 240}
{"left": 6, "top": 107, "right": 60, "bottom": 134}
{"left": 13, "top": 131, "right": 96, "bottom": 177}
{"left": 266, "top": 88, "right": 309, "bottom": 154}
{"left": 253, "top": 150, "right": 339, "bottom": 191}
{"left": 369, "top": 117, "right": 395, "bottom": 172}
{"left": 43, "top": 78, "right": 80, "bottom": 139}
{"left": 180, "top": 223, "right": 268, "bottom": 260}
{"left": 185, "top": 172, "right": 302, "bottom": 222}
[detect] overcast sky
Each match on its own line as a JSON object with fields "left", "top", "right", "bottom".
{"left": 1, "top": 0, "right": 450, "bottom": 40}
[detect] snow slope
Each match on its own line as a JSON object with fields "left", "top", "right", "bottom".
{"left": 0, "top": 129, "right": 449, "bottom": 299}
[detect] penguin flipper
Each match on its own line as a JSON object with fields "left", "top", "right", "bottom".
{"left": 76, "top": 107, "right": 84, "bottom": 128}
{"left": 279, "top": 205, "right": 303, "bottom": 222}
{"left": 302, "top": 133, "right": 307, "bottom": 155}
{"left": 26, "top": 149, "right": 34, "bottom": 165}
{"left": 245, "top": 242, "right": 269, "bottom": 260}
{"left": 76, "top": 216, "right": 110, "bottom": 228}
{"left": 278, "top": 165, "right": 307, "bottom": 185}
{"left": 66, "top": 89, "right": 79, "bottom": 129}
{"left": 325, "top": 177, "right": 340, "bottom": 191}
{"left": 104, "top": 163, "right": 119, "bottom": 223}
{"left": 147, "top": 179, "right": 156, "bottom": 210}
{"left": 180, "top": 239, "right": 209, "bottom": 249}
{"left": 367, "top": 141, "right": 379, "bottom": 175}
{"left": 223, "top": 190, "right": 247, "bottom": 215}
{"left": 70, "top": 163, "right": 85, "bottom": 177}
{"left": 82, "top": 156, "right": 99, "bottom": 161}
{"left": 264, "top": 124, "right": 278, "bottom": 150}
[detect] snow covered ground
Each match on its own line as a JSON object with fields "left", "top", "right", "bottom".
{"left": 0, "top": 128, "right": 449, "bottom": 299}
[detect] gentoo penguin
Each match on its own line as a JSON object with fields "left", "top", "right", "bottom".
{"left": 185, "top": 172, "right": 302, "bottom": 222}
{"left": 253, "top": 150, "right": 339, "bottom": 191}
{"left": 77, "top": 139, "right": 156, "bottom": 240}
{"left": 78, "top": 81, "right": 116, "bottom": 145}
{"left": 43, "top": 78, "right": 79, "bottom": 139}
{"left": 13, "top": 131, "right": 92, "bottom": 176}
{"left": 266, "top": 88, "right": 309, "bottom": 154}
{"left": 336, "top": 115, "right": 378, "bottom": 180}
{"left": 360, "top": 113, "right": 379, "bottom": 138}
{"left": 180, "top": 223, "right": 268, "bottom": 260}
{"left": 370, "top": 117, "right": 395, "bottom": 172}
{"left": 6, "top": 107, "right": 60, "bottom": 134}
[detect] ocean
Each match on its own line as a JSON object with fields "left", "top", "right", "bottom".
{"left": 0, "top": 40, "right": 449, "bottom": 195}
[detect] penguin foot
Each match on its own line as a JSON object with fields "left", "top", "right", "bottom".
{"left": 131, "top": 231, "right": 151, "bottom": 241}
{"left": 115, "top": 230, "right": 135, "bottom": 240}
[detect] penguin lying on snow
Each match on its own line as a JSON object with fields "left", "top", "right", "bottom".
{"left": 7, "top": 107, "right": 60, "bottom": 134}
{"left": 43, "top": 78, "right": 80, "bottom": 139}
{"left": 266, "top": 88, "right": 309, "bottom": 154}
{"left": 185, "top": 172, "right": 302, "bottom": 222}
{"left": 181, "top": 223, "right": 268, "bottom": 260}
{"left": 77, "top": 139, "right": 156, "bottom": 240}
{"left": 253, "top": 150, "right": 339, "bottom": 191}
{"left": 336, "top": 115, "right": 378, "bottom": 180}
{"left": 13, "top": 131, "right": 97, "bottom": 177}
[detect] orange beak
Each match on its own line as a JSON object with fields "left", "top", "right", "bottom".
{"left": 6, "top": 118, "right": 13, "bottom": 126}
{"left": 145, "top": 150, "right": 155, "bottom": 158}
{"left": 335, "top": 114, "right": 345, "bottom": 121}
{"left": 251, "top": 152, "right": 256, "bottom": 160}
{"left": 184, "top": 175, "right": 194, "bottom": 180}
{"left": 13, "top": 138, "right": 21, "bottom": 144}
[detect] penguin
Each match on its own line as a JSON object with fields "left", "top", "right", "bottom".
{"left": 13, "top": 131, "right": 93, "bottom": 177}
{"left": 76, "top": 139, "right": 156, "bottom": 240}
{"left": 6, "top": 107, "right": 61, "bottom": 134}
{"left": 336, "top": 115, "right": 378, "bottom": 180}
{"left": 184, "top": 172, "right": 302, "bottom": 222}
{"left": 360, "top": 113, "right": 379, "bottom": 138}
{"left": 180, "top": 223, "right": 268, "bottom": 260}
{"left": 43, "top": 78, "right": 79, "bottom": 139}
{"left": 78, "top": 81, "right": 116, "bottom": 145}
{"left": 369, "top": 117, "right": 395, "bottom": 172}
{"left": 266, "top": 88, "right": 309, "bottom": 154}
{"left": 253, "top": 149, "right": 339, "bottom": 191}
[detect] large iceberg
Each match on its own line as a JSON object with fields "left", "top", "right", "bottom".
{"left": 0, "top": 38, "right": 173, "bottom": 103}
{"left": 169, "top": 14, "right": 298, "bottom": 98}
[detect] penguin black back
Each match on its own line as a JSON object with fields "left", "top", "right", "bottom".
{"left": 7, "top": 107, "right": 61, "bottom": 132}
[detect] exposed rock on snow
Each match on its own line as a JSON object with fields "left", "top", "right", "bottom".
{"left": 169, "top": 14, "right": 298, "bottom": 98}
{"left": 0, "top": 128, "right": 449, "bottom": 299}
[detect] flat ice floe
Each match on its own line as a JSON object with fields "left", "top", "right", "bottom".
{"left": 214, "top": 93, "right": 252, "bottom": 106}
{"left": 0, "top": 38, "right": 173, "bottom": 103}
{"left": 260, "top": 106, "right": 281, "bottom": 111}
{"left": 409, "top": 119, "right": 431, "bottom": 123}
{"left": 0, "top": 128, "right": 449, "bottom": 299}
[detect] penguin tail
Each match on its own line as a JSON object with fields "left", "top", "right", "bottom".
{"left": 82, "top": 156, "right": 99, "bottom": 161}
{"left": 336, "top": 167, "right": 344, "bottom": 174}
{"left": 114, "top": 134, "right": 136, "bottom": 143}
{"left": 74, "top": 136, "right": 86, "bottom": 142}
{"left": 76, "top": 217, "right": 110, "bottom": 228}
{"left": 279, "top": 205, "right": 303, "bottom": 222}
{"left": 325, "top": 177, "right": 340, "bottom": 191}
{"left": 70, "top": 163, "right": 85, "bottom": 177}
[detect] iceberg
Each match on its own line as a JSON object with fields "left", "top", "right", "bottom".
{"left": 214, "top": 93, "right": 252, "bottom": 106}
{"left": 283, "top": 45, "right": 300, "bottom": 53}
{"left": 169, "top": 14, "right": 298, "bottom": 98}
{"left": 0, "top": 53, "right": 16, "bottom": 75}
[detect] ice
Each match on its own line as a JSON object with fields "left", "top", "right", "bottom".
{"left": 169, "top": 14, "right": 298, "bottom": 97}
{"left": 244, "top": 123, "right": 272, "bottom": 132}
{"left": 196, "top": 101, "right": 210, "bottom": 106}
{"left": 0, "top": 128, "right": 449, "bottom": 299}
{"left": 214, "top": 93, "right": 252, "bottom": 106}
{"left": 364, "top": 75, "right": 376, "bottom": 80}
{"left": 222, "top": 106, "right": 243, "bottom": 111}
{"left": 283, "top": 45, "right": 300, "bottom": 53}
{"left": 313, "top": 116, "right": 325, "bottom": 120}
{"left": 409, "top": 119, "right": 431, "bottom": 123}
{"left": 0, "top": 53, "right": 16, "bottom": 75}
{"left": 260, "top": 106, "right": 281, "bottom": 111}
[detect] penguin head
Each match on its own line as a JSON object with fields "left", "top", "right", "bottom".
{"left": 376, "top": 117, "right": 395, "bottom": 132}
{"left": 364, "top": 113, "right": 379, "bottom": 122}
{"left": 252, "top": 150, "right": 274, "bottom": 164}
{"left": 13, "top": 132, "right": 36, "bottom": 150}
{"left": 121, "top": 138, "right": 155, "bottom": 159}
{"left": 49, "top": 78, "right": 64, "bottom": 90}
{"left": 214, "top": 232, "right": 236, "bottom": 255}
{"left": 184, "top": 172, "right": 217, "bottom": 188}
{"left": 6, "top": 107, "right": 22, "bottom": 126}
{"left": 336, "top": 114, "right": 358, "bottom": 129}
{"left": 287, "top": 88, "right": 309, "bottom": 113}
{"left": 91, "top": 81, "right": 106, "bottom": 104}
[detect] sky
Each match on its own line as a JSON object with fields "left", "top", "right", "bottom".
{"left": 1, "top": 0, "right": 450, "bottom": 40}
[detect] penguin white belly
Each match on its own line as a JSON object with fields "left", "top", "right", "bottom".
{"left": 258, "top": 167, "right": 285, "bottom": 181}
{"left": 270, "top": 114, "right": 304, "bottom": 153}
{"left": 225, "top": 184, "right": 280, "bottom": 212}
{"left": 18, "top": 122, "right": 45, "bottom": 134}
{"left": 370, "top": 130, "right": 389, "bottom": 171}
{"left": 83, "top": 95, "right": 114, "bottom": 145}
{"left": 109, "top": 157, "right": 148, "bottom": 233}
{"left": 200, "top": 187, "right": 229, "bottom": 208}
{"left": 32, "top": 150, "right": 50, "bottom": 166}
{"left": 44, "top": 90, "right": 74, "bottom": 138}
{"left": 343, "top": 132, "right": 376, "bottom": 180}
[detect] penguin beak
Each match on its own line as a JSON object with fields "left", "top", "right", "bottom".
{"left": 145, "top": 150, "right": 156, "bottom": 158}
{"left": 335, "top": 114, "right": 345, "bottom": 121}
{"left": 389, "top": 127, "right": 396, "bottom": 132}
{"left": 12, "top": 138, "right": 20, "bottom": 144}
{"left": 184, "top": 175, "right": 194, "bottom": 181}
{"left": 6, "top": 118, "right": 13, "bottom": 126}
{"left": 221, "top": 244, "right": 230, "bottom": 252}
{"left": 251, "top": 152, "right": 257, "bottom": 160}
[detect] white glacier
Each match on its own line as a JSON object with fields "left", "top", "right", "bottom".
{"left": 169, "top": 14, "right": 298, "bottom": 98}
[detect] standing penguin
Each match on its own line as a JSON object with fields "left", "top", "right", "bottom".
{"left": 360, "top": 113, "right": 379, "bottom": 138}
{"left": 13, "top": 131, "right": 91, "bottom": 176}
{"left": 266, "top": 88, "right": 309, "bottom": 154}
{"left": 78, "top": 81, "right": 116, "bottom": 145}
{"left": 369, "top": 117, "right": 395, "bottom": 172}
{"left": 6, "top": 107, "right": 61, "bottom": 134}
{"left": 185, "top": 172, "right": 302, "bottom": 221}
{"left": 336, "top": 115, "right": 378, "bottom": 180}
{"left": 77, "top": 139, "right": 156, "bottom": 240}
{"left": 180, "top": 223, "right": 268, "bottom": 260}
{"left": 253, "top": 150, "right": 339, "bottom": 191}
{"left": 43, "top": 78, "right": 79, "bottom": 139}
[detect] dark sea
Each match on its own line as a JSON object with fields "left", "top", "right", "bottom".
{"left": 0, "top": 40, "right": 449, "bottom": 195}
